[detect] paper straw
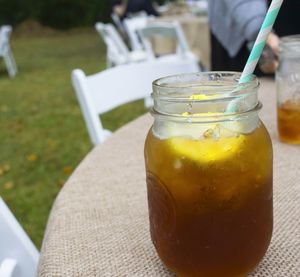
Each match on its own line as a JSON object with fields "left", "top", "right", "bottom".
{"left": 239, "top": 0, "right": 284, "bottom": 83}
{"left": 226, "top": 0, "right": 284, "bottom": 113}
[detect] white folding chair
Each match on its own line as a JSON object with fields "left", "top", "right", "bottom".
{"left": 95, "top": 22, "right": 148, "bottom": 68}
{"left": 156, "top": 3, "right": 171, "bottom": 14}
{"left": 138, "top": 21, "right": 199, "bottom": 64}
{"left": 123, "top": 13, "right": 150, "bottom": 51}
{"left": 0, "top": 25, "right": 18, "bottom": 78}
{"left": 188, "top": 0, "right": 208, "bottom": 16}
{"left": 71, "top": 59, "right": 199, "bottom": 145}
{"left": 0, "top": 197, "right": 39, "bottom": 277}
{"left": 111, "top": 12, "right": 127, "bottom": 36}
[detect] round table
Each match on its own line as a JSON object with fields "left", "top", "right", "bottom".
{"left": 38, "top": 79, "right": 300, "bottom": 277}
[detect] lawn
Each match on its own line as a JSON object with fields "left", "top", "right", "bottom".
{"left": 0, "top": 27, "right": 147, "bottom": 248}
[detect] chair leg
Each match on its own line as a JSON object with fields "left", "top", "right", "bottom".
{"left": 106, "top": 56, "right": 113, "bottom": 68}
{"left": 3, "top": 47, "right": 17, "bottom": 78}
{"left": 144, "top": 96, "right": 153, "bottom": 108}
{"left": 0, "top": 259, "right": 18, "bottom": 277}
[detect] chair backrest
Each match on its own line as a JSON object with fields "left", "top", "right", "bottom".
{"left": 0, "top": 25, "right": 12, "bottom": 55}
{"left": 95, "top": 22, "right": 130, "bottom": 66}
{"left": 138, "top": 21, "right": 191, "bottom": 58}
{"left": 0, "top": 197, "right": 39, "bottom": 277}
{"left": 123, "top": 13, "right": 149, "bottom": 51}
{"left": 111, "top": 12, "right": 126, "bottom": 35}
{"left": 72, "top": 59, "right": 199, "bottom": 145}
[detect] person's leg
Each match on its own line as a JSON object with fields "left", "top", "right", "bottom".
{"left": 211, "top": 32, "right": 268, "bottom": 76}
{"left": 211, "top": 32, "right": 249, "bottom": 72}
{"left": 227, "top": 43, "right": 249, "bottom": 72}
{"left": 210, "top": 32, "right": 230, "bottom": 71}
{"left": 227, "top": 44, "right": 270, "bottom": 76}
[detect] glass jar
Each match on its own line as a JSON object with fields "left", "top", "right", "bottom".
{"left": 276, "top": 35, "right": 300, "bottom": 144}
{"left": 144, "top": 72, "right": 273, "bottom": 277}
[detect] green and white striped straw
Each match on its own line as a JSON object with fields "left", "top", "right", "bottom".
{"left": 226, "top": 0, "right": 283, "bottom": 113}
{"left": 239, "top": 0, "right": 283, "bottom": 83}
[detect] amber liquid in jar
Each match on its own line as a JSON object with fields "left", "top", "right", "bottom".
{"left": 145, "top": 123, "right": 273, "bottom": 277}
{"left": 277, "top": 99, "right": 300, "bottom": 144}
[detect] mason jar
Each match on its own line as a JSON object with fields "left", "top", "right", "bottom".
{"left": 276, "top": 35, "right": 300, "bottom": 144}
{"left": 144, "top": 72, "right": 273, "bottom": 277}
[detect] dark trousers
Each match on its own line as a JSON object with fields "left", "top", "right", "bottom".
{"left": 210, "top": 32, "right": 264, "bottom": 76}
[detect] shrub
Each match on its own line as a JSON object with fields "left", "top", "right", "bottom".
{"left": 0, "top": 0, "right": 111, "bottom": 29}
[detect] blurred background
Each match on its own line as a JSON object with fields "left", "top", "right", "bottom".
{"left": 0, "top": 0, "right": 175, "bottom": 247}
{"left": 0, "top": 0, "right": 112, "bottom": 29}
{"left": 2, "top": 0, "right": 297, "bottom": 250}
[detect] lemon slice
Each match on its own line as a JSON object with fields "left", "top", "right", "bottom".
{"left": 189, "top": 94, "right": 219, "bottom": 101}
{"left": 162, "top": 90, "right": 256, "bottom": 162}
{"left": 168, "top": 134, "right": 245, "bottom": 163}
{"left": 164, "top": 120, "right": 248, "bottom": 163}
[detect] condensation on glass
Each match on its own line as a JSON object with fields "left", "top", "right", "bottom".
{"left": 276, "top": 35, "right": 300, "bottom": 144}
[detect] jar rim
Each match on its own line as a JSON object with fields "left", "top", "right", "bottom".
{"left": 151, "top": 102, "right": 262, "bottom": 123}
{"left": 152, "top": 72, "right": 259, "bottom": 97}
{"left": 280, "top": 35, "right": 300, "bottom": 57}
{"left": 151, "top": 72, "right": 260, "bottom": 121}
{"left": 280, "top": 34, "right": 300, "bottom": 45}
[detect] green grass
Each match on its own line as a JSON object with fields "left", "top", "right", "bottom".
{"left": 0, "top": 28, "right": 147, "bottom": 248}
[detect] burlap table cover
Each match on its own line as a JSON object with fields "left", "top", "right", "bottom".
{"left": 38, "top": 79, "right": 300, "bottom": 277}
{"left": 161, "top": 3, "right": 190, "bottom": 16}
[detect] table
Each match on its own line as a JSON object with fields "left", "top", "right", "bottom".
{"left": 152, "top": 14, "right": 211, "bottom": 70}
{"left": 38, "top": 79, "right": 300, "bottom": 277}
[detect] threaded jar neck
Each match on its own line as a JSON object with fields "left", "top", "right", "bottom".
{"left": 280, "top": 35, "right": 300, "bottom": 58}
{"left": 152, "top": 72, "right": 260, "bottom": 123}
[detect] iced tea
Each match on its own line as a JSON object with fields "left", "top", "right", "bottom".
{"left": 145, "top": 123, "right": 273, "bottom": 277}
{"left": 277, "top": 99, "right": 300, "bottom": 144}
